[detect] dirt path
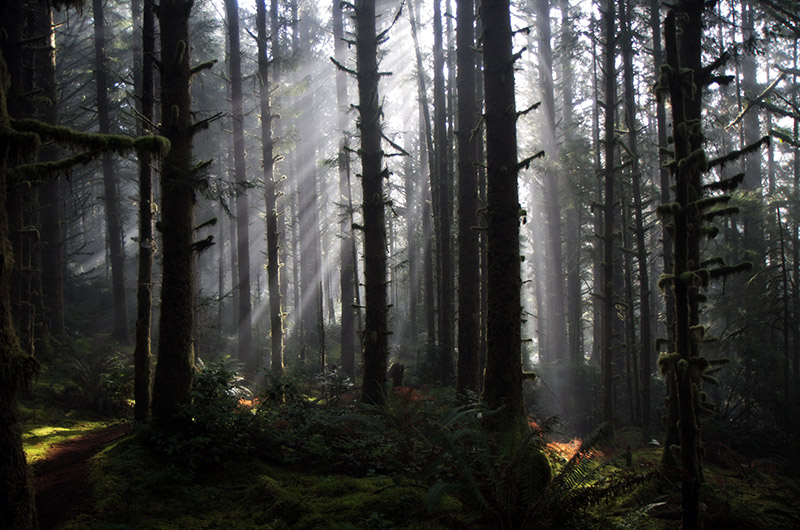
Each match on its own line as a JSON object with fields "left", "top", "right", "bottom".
{"left": 34, "top": 423, "right": 131, "bottom": 530}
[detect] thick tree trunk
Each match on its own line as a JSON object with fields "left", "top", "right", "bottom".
{"left": 151, "top": 0, "right": 196, "bottom": 427}
{"left": 93, "top": 0, "right": 130, "bottom": 343}
{"left": 132, "top": 0, "right": 155, "bottom": 421}
{"left": 456, "top": 0, "right": 480, "bottom": 395}
{"left": 481, "top": 0, "right": 525, "bottom": 431}
{"left": 0, "top": 35, "right": 39, "bottom": 529}
{"left": 257, "top": 0, "right": 284, "bottom": 374}
{"left": 356, "top": 0, "right": 388, "bottom": 405}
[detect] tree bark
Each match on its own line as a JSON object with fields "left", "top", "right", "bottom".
{"left": 356, "top": 0, "right": 389, "bottom": 405}
{"left": 257, "top": 0, "right": 284, "bottom": 374}
{"left": 132, "top": 0, "right": 155, "bottom": 422}
{"left": 481, "top": 0, "right": 525, "bottom": 431}
{"left": 151, "top": 0, "right": 196, "bottom": 427}
{"left": 456, "top": 0, "right": 480, "bottom": 395}
{"left": 225, "top": 0, "right": 254, "bottom": 373}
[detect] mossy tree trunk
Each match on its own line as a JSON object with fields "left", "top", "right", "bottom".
{"left": 132, "top": 0, "right": 155, "bottom": 422}
{"left": 355, "top": 0, "right": 388, "bottom": 406}
{"left": 481, "top": 0, "right": 525, "bottom": 431}
{"left": 256, "top": 0, "right": 284, "bottom": 374}
{"left": 92, "top": 0, "right": 130, "bottom": 344}
{"left": 455, "top": 0, "right": 480, "bottom": 396}
{"left": 151, "top": 0, "right": 196, "bottom": 427}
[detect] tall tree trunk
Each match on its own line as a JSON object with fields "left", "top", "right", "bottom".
{"left": 535, "top": 0, "right": 567, "bottom": 364}
{"left": 433, "top": 0, "right": 455, "bottom": 382}
{"left": 257, "top": 0, "right": 284, "bottom": 373}
{"left": 356, "top": 0, "right": 388, "bottom": 405}
{"left": 0, "top": 15, "right": 39, "bottom": 525}
{"left": 456, "top": 0, "right": 480, "bottom": 395}
{"left": 93, "top": 0, "right": 130, "bottom": 343}
{"left": 601, "top": 0, "right": 617, "bottom": 437}
{"left": 333, "top": 0, "right": 356, "bottom": 379}
{"left": 621, "top": 0, "right": 653, "bottom": 440}
{"left": 225, "top": 0, "right": 254, "bottom": 373}
{"left": 33, "top": 0, "right": 64, "bottom": 338}
{"left": 151, "top": 0, "right": 196, "bottom": 427}
{"left": 481, "top": 0, "right": 525, "bottom": 431}
{"left": 133, "top": 0, "right": 155, "bottom": 421}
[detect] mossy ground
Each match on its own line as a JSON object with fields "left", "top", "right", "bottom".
{"left": 61, "top": 435, "right": 471, "bottom": 530}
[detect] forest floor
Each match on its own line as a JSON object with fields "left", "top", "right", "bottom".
{"left": 33, "top": 424, "right": 131, "bottom": 530}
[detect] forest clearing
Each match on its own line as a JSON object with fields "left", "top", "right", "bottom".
{"left": 2, "top": 0, "right": 800, "bottom": 527}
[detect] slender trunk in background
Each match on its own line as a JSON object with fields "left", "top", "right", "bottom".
{"left": 133, "top": 0, "right": 155, "bottom": 421}
{"left": 456, "top": 0, "right": 480, "bottom": 395}
{"left": 152, "top": 0, "right": 196, "bottom": 427}
{"left": 590, "top": 14, "right": 603, "bottom": 369}
{"left": 535, "top": 0, "right": 566, "bottom": 364}
{"left": 740, "top": 0, "right": 762, "bottom": 255}
{"left": 34, "top": 0, "right": 65, "bottom": 338}
{"left": 561, "top": 0, "right": 582, "bottom": 367}
{"left": 93, "top": 0, "right": 130, "bottom": 343}
{"left": 650, "top": 0, "right": 678, "bottom": 461}
{"left": 601, "top": 0, "right": 617, "bottom": 437}
{"left": 409, "top": 0, "right": 438, "bottom": 348}
{"left": 257, "top": 0, "right": 284, "bottom": 373}
{"left": 481, "top": 0, "right": 525, "bottom": 431}
{"left": 356, "top": 0, "right": 389, "bottom": 405}
{"left": 403, "top": 131, "right": 419, "bottom": 356}
{"left": 621, "top": 0, "right": 653, "bottom": 439}
{"left": 476, "top": 11, "right": 487, "bottom": 389}
{"left": 433, "top": 0, "right": 455, "bottom": 382}
{"left": 333, "top": 0, "right": 356, "bottom": 378}
{"left": 225, "top": 0, "right": 254, "bottom": 373}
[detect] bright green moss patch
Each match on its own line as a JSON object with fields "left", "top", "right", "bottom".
{"left": 63, "top": 436, "right": 471, "bottom": 529}
{"left": 22, "top": 420, "right": 108, "bottom": 463}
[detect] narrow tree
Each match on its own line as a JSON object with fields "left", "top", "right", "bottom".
{"left": 93, "top": 0, "right": 130, "bottom": 342}
{"left": 132, "top": 0, "right": 156, "bottom": 421}
{"left": 225, "top": 0, "right": 254, "bottom": 372}
{"left": 333, "top": 0, "right": 356, "bottom": 379}
{"left": 256, "top": 0, "right": 284, "bottom": 373}
{"left": 456, "top": 0, "right": 481, "bottom": 395}
{"left": 433, "top": 0, "right": 455, "bottom": 381}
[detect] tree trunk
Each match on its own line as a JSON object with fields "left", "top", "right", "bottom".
{"left": 535, "top": 0, "right": 567, "bottom": 364}
{"left": 33, "top": 0, "right": 64, "bottom": 338}
{"left": 225, "top": 0, "right": 254, "bottom": 373}
{"left": 333, "top": 0, "right": 356, "bottom": 379}
{"left": 433, "top": 0, "right": 455, "bottom": 382}
{"left": 257, "top": 0, "right": 284, "bottom": 374}
{"left": 456, "top": 0, "right": 480, "bottom": 395}
{"left": 601, "top": 0, "right": 617, "bottom": 437}
{"left": 151, "top": 0, "right": 196, "bottom": 427}
{"left": 93, "top": 0, "right": 130, "bottom": 343}
{"left": 132, "top": 0, "right": 155, "bottom": 422}
{"left": 0, "top": 24, "right": 39, "bottom": 527}
{"left": 356, "top": 0, "right": 389, "bottom": 405}
{"left": 621, "top": 0, "right": 653, "bottom": 439}
{"left": 481, "top": 0, "right": 525, "bottom": 431}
